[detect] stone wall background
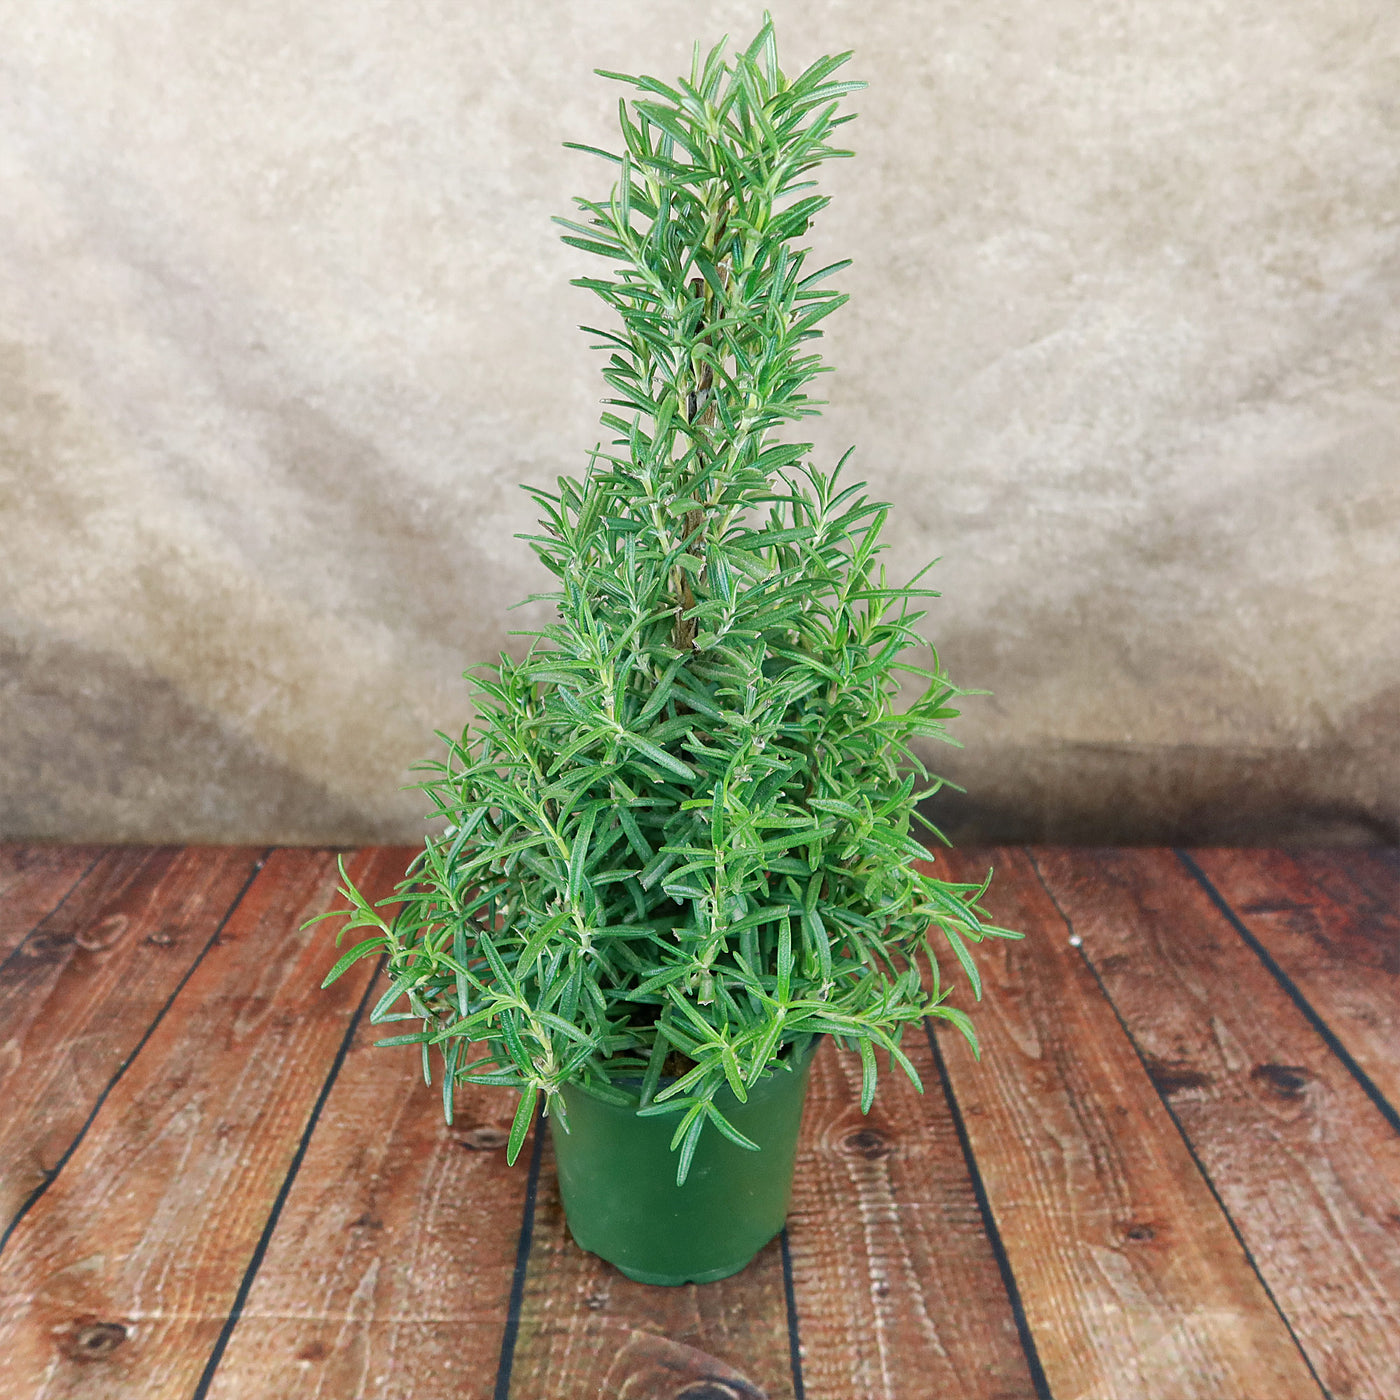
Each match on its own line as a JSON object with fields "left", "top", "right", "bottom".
{"left": 2, "top": 0, "right": 1397, "bottom": 846}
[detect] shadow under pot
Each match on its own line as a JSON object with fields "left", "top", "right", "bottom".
{"left": 548, "top": 1037, "right": 820, "bottom": 1286}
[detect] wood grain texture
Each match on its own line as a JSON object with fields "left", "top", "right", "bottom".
{"left": 0, "top": 846, "right": 408, "bottom": 1399}
{"left": 934, "top": 846, "right": 1320, "bottom": 1400}
{"left": 0, "top": 846, "right": 106, "bottom": 962}
{"left": 1189, "top": 847, "right": 1400, "bottom": 1110}
{"left": 0, "top": 845, "right": 264, "bottom": 1231}
{"left": 786, "top": 1033, "right": 1036, "bottom": 1400}
{"left": 203, "top": 999, "right": 533, "bottom": 1400}
{"left": 509, "top": 1133, "right": 793, "bottom": 1400}
{"left": 1033, "top": 846, "right": 1400, "bottom": 1400}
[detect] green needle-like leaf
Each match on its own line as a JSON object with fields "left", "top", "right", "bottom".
{"left": 507, "top": 1085, "right": 540, "bottom": 1165}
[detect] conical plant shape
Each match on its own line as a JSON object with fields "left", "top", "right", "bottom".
{"left": 320, "top": 15, "right": 1020, "bottom": 1184}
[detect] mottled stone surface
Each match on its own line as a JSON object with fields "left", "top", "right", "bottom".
{"left": 2, "top": 1, "right": 1397, "bottom": 844}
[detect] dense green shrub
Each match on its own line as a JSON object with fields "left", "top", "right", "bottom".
{"left": 321, "top": 17, "right": 1018, "bottom": 1181}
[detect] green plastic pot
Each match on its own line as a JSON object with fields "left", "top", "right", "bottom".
{"left": 549, "top": 1038, "right": 818, "bottom": 1285}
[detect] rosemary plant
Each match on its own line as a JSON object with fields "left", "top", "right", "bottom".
{"left": 322, "top": 17, "right": 1019, "bottom": 1183}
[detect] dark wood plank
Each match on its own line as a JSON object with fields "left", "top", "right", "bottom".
{"left": 1190, "top": 848, "right": 1400, "bottom": 1110}
{"left": 203, "top": 1007, "right": 532, "bottom": 1400}
{"left": 0, "top": 845, "right": 264, "bottom": 1231}
{"left": 1034, "top": 847, "right": 1400, "bottom": 1400}
{"left": 0, "top": 845, "right": 106, "bottom": 961}
{"left": 509, "top": 1133, "right": 793, "bottom": 1400}
{"left": 0, "top": 846, "right": 409, "bottom": 1398}
{"left": 934, "top": 847, "right": 1321, "bottom": 1400}
{"left": 786, "top": 1032, "right": 1037, "bottom": 1400}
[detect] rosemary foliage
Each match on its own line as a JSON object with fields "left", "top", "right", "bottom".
{"left": 321, "top": 17, "right": 1019, "bottom": 1183}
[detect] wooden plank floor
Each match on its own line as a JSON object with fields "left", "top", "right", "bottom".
{"left": 0, "top": 846, "right": 1396, "bottom": 1399}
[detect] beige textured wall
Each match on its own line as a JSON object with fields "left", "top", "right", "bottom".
{"left": 2, "top": 1, "right": 1398, "bottom": 845}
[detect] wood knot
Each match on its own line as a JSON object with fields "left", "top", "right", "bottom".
{"left": 456, "top": 1126, "right": 509, "bottom": 1151}
{"left": 297, "top": 1341, "right": 328, "bottom": 1362}
{"left": 76, "top": 913, "right": 129, "bottom": 952}
{"left": 841, "top": 1129, "right": 890, "bottom": 1159}
{"left": 1125, "top": 1223, "right": 1156, "bottom": 1243}
{"left": 1142, "top": 1057, "right": 1212, "bottom": 1097}
{"left": 1251, "top": 1063, "right": 1310, "bottom": 1100}
{"left": 349, "top": 1213, "right": 383, "bottom": 1230}
{"left": 606, "top": 1331, "right": 763, "bottom": 1399}
{"left": 56, "top": 1319, "right": 128, "bottom": 1362}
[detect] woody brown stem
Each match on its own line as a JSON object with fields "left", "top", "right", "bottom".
{"left": 668, "top": 232, "right": 730, "bottom": 653}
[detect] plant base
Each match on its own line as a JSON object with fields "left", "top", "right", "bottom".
{"left": 549, "top": 1039, "right": 818, "bottom": 1286}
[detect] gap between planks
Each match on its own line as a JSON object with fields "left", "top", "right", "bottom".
{"left": 933, "top": 846, "right": 1323, "bottom": 1400}
{"left": 0, "top": 847, "right": 410, "bottom": 1399}
{"left": 0, "top": 847, "right": 268, "bottom": 1245}
{"left": 0, "top": 846, "right": 107, "bottom": 964}
{"left": 1180, "top": 847, "right": 1400, "bottom": 1131}
{"left": 1030, "top": 846, "right": 1400, "bottom": 1400}
{"left": 203, "top": 1010, "right": 536, "bottom": 1400}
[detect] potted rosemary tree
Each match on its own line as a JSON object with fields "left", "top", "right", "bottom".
{"left": 322, "top": 17, "right": 1018, "bottom": 1286}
